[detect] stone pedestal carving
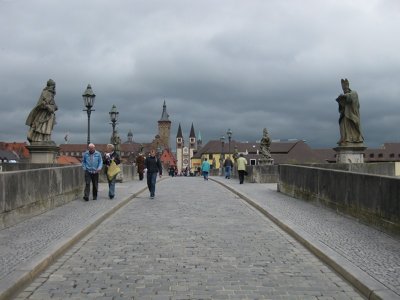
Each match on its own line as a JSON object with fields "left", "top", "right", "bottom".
{"left": 27, "top": 142, "right": 60, "bottom": 164}
{"left": 334, "top": 145, "right": 366, "bottom": 163}
{"left": 259, "top": 158, "right": 274, "bottom": 165}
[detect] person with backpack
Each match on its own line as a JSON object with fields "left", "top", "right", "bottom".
{"left": 201, "top": 158, "right": 211, "bottom": 181}
{"left": 144, "top": 149, "right": 162, "bottom": 199}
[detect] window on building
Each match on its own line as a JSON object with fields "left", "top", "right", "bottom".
{"left": 250, "top": 159, "right": 256, "bottom": 166}
{"left": 369, "top": 153, "right": 374, "bottom": 158}
{"left": 390, "top": 153, "right": 394, "bottom": 158}
{"left": 378, "top": 153, "right": 383, "bottom": 158}
{"left": 209, "top": 154, "right": 213, "bottom": 159}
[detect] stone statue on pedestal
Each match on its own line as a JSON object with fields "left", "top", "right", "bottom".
{"left": 26, "top": 79, "right": 58, "bottom": 144}
{"left": 335, "top": 79, "right": 364, "bottom": 146}
{"left": 259, "top": 128, "right": 273, "bottom": 165}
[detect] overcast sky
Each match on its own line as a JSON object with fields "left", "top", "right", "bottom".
{"left": 1, "top": 0, "right": 400, "bottom": 150}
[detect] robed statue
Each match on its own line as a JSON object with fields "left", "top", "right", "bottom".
{"left": 260, "top": 128, "right": 272, "bottom": 160}
{"left": 335, "top": 79, "right": 364, "bottom": 146}
{"left": 26, "top": 79, "right": 58, "bottom": 143}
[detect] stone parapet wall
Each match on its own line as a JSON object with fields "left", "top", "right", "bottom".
{"left": 278, "top": 164, "right": 400, "bottom": 234}
{"left": 306, "top": 162, "right": 400, "bottom": 177}
{"left": 210, "top": 165, "right": 279, "bottom": 183}
{"left": 0, "top": 164, "right": 136, "bottom": 229}
{"left": 0, "top": 165, "right": 84, "bottom": 229}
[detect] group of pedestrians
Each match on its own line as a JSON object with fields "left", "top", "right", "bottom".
{"left": 81, "top": 144, "right": 162, "bottom": 201}
{"left": 201, "top": 153, "right": 248, "bottom": 184}
{"left": 81, "top": 143, "right": 121, "bottom": 201}
{"left": 82, "top": 143, "right": 247, "bottom": 201}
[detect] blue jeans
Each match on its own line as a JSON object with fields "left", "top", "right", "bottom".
{"left": 147, "top": 172, "right": 158, "bottom": 196}
{"left": 108, "top": 176, "right": 116, "bottom": 198}
{"left": 202, "top": 171, "right": 209, "bottom": 180}
{"left": 225, "top": 166, "right": 231, "bottom": 178}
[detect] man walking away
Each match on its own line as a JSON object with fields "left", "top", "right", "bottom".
{"left": 237, "top": 153, "right": 247, "bottom": 184}
{"left": 82, "top": 143, "right": 103, "bottom": 201}
{"left": 201, "top": 158, "right": 211, "bottom": 181}
{"left": 144, "top": 149, "right": 162, "bottom": 199}
{"left": 223, "top": 157, "right": 233, "bottom": 179}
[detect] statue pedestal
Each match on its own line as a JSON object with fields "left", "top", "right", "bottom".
{"left": 27, "top": 142, "right": 60, "bottom": 164}
{"left": 259, "top": 158, "right": 274, "bottom": 165}
{"left": 334, "top": 144, "right": 366, "bottom": 163}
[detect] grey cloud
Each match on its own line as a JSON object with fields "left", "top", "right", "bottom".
{"left": 1, "top": 0, "right": 400, "bottom": 149}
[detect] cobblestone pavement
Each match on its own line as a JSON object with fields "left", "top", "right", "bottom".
{"left": 212, "top": 177, "right": 400, "bottom": 298}
{"left": 0, "top": 180, "right": 147, "bottom": 280}
{"left": 18, "top": 177, "right": 364, "bottom": 299}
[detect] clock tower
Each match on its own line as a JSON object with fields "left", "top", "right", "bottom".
{"left": 158, "top": 100, "right": 171, "bottom": 149}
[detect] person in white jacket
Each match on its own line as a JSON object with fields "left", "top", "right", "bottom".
{"left": 236, "top": 153, "right": 247, "bottom": 184}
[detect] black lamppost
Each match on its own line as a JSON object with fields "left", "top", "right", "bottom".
{"left": 227, "top": 128, "right": 232, "bottom": 158}
{"left": 109, "top": 104, "right": 119, "bottom": 148}
{"left": 157, "top": 146, "right": 162, "bottom": 158}
{"left": 82, "top": 84, "right": 96, "bottom": 145}
{"left": 220, "top": 135, "right": 225, "bottom": 174}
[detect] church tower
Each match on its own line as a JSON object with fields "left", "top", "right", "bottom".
{"left": 127, "top": 129, "right": 133, "bottom": 143}
{"left": 197, "top": 131, "right": 202, "bottom": 149}
{"left": 176, "top": 123, "right": 184, "bottom": 173}
{"left": 158, "top": 100, "right": 171, "bottom": 149}
{"left": 189, "top": 123, "right": 197, "bottom": 159}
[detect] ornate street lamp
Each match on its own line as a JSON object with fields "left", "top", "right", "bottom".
{"left": 82, "top": 84, "right": 96, "bottom": 145}
{"left": 157, "top": 145, "right": 162, "bottom": 158}
{"left": 220, "top": 135, "right": 225, "bottom": 174}
{"left": 227, "top": 128, "right": 232, "bottom": 158}
{"left": 109, "top": 104, "right": 119, "bottom": 149}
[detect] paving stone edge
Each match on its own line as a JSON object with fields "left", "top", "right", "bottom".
{"left": 0, "top": 185, "right": 148, "bottom": 300}
{"left": 211, "top": 178, "right": 400, "bottom": 300}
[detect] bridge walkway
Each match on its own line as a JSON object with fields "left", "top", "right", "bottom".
{"left": 0, "top": 176, "right": 397, "bottom": 299}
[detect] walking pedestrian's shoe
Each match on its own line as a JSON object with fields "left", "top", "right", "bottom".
{"left": 109, "top": 195, "right": 114, "bottom": 199}
{"left": 83, "top": 196, "right": 89, "bottom": 201}
{"left": 93, "top": 197, "right": 97, "bottom": 200}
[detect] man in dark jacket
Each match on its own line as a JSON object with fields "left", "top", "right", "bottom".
{"left": 144, "top": 149, "right": 162, "bottom": 199}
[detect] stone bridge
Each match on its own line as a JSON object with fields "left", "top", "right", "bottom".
{"left": 0, "top": 165, "right": 399, "bottom": 299}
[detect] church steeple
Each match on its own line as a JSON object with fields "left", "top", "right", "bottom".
{"left": 189, "top": 123, "right": 196, "bottom": 138}
{"left": 176, "top": 123, "right": 183, "bottom": 139}
{"left": 197, "top": 131, "right": 202, "bottom": 148}
{"left": 158, "top": 100, "right": 171, "bottom": 149}
{"left": 127, "top": 129, "right": 133, "bottom": 143}
{"left": 159, "top": 100, "right": 169, "bottom": 121}
{"left": 189, "top": 123, "right": 196, "bottom": 150}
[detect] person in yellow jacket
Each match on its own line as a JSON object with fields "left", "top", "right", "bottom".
{"left": 236, "top": 153, "right": 247, "bottom": 184}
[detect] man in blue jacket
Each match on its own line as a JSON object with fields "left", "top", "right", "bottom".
{"left": 81, "top": 143, "right": 103, "bottom": 201}
{"left": 144, "top": 149, "right": 162, "bottom": 199}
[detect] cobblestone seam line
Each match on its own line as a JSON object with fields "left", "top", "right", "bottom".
{"left": 211, "top": 178, "right": 400, "bottom": 300}
{"left": 0, "top": 186, "right": 148, "bottom": 300}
